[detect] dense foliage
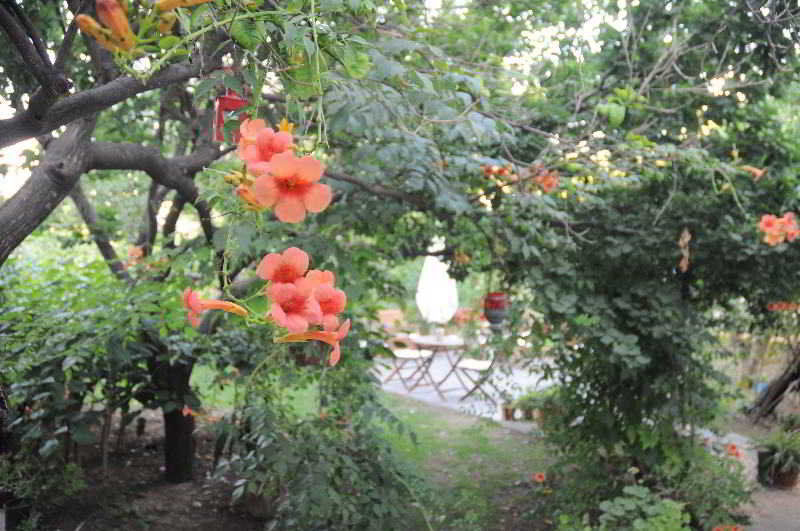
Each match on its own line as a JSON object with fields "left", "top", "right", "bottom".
{"left": 3, "top": 0, "right": 800, "bottom": 528}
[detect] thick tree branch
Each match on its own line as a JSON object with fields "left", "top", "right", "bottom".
{"left": 0, "top": 117, "right": 96, "bottom": 266}
{"left": 69, "top": 183, "right": 131, "bottom": 282}
{"left": 135, "top": 183, "right": 170, "bottom": 254}
{"left": 1, "top": 59, "right": 220, "bottom": 149}
{"left": 0, "top": 3, "right": 71, "bottom": 98}
{"left": 88, "top": 142, "right": 225, "bottom": 245}
{"left": 324, "top": 170, "right": 425, "bottom": 206}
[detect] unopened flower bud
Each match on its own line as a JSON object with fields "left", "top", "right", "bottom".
{"left": 96, "top": 0, "right": 135, "bottom": 51}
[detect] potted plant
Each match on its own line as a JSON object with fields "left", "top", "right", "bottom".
{"left": 513, "top": 387, "right": 560, "bottom": 423}
{"left": 483, "top": 292, "right": 510, "bottom": 325}
{"left": 756, "top": 430, "right": 800, "bottom": 488}
{"left": 501, "top": 401, "right": 516, "bottom": 421}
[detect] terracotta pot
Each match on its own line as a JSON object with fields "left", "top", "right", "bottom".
{"left": 758, "top": 450, "right": 800, "bottom": 488}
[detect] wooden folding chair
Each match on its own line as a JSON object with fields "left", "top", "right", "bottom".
{"left": 382, "top": 337, "right": 436, "bottom": 393}
{"left": 452, "top": 351, "right": 503, "bottom": 405}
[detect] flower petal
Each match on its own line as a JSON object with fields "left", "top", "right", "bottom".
{"left": 253, "top": 176, "right": 279, "bottom": 207}
{"left": 285, "top": 313, "right": 310, "bottom": 333}
{"left": 306, "top": 269, "right": 335, "bottom": 287}
{"left": 303, "top": 183, "right": 332, "bottom": 213}
{"left": 256, "top": 253, "right": 281, "bottom": 281}
{"left": 269, "top": 302, "right": 289, "bottom": 328}
{"left": 283, "top": 247, "right": 310, "bottom": 277}
{"left": 275, "top": 197, "right": 307, "bottom": 223}
{"left": 268, "top": 151, "right": 296, "bottom": 178}
{"left": 249, "top": 161, "right": 271, "bottom": 177}
{"left": 296, "top": 156, "right": 325, "bottom": 183}
{"left": 323, "top": 313, "right": 340, "bottom": 331}
{"left": 336, "top": 318, "right": 351, "bottom": 340}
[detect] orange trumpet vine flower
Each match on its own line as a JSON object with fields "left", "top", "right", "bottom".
{"left": 275, "top": 319, "right": 350, "bottom": 366}
{"left": 155, "top": 0, "right": 214, "bottom": 12}
{"left": 182, "top": 288, "right": 248, "bottom": 327}
{"left": 76, "top": 14, "right": 126, "bottom": 53}
{"left": 235, "top": 184, "right": 266, "bottom": 211}
{"left": 95, "top": 0, "right": 135, "bottom": 51}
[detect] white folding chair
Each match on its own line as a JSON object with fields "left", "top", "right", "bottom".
{"left": 452, "top": 351, "right": 503, "bottom": 405}
{"left": 382, "top": 337, "right": 436, "bottom": 393}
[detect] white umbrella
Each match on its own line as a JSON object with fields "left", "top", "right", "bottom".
{"left": 415, "top": 240, "right": 459, "bottom": 324}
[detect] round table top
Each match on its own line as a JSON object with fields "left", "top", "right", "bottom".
{"left": 409, "top": 333, "right": 465, "bottom": 349}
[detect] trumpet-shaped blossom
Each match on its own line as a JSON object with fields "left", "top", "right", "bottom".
{"left": 276, "top": 318, "right": 351, "bottom": 366}
{"left": 314, "top": 283, "right": 347, "bottom": 331}
{"left": 236, "top": 119, "right": 268, "bottom": 163}
{"left": 76, "top": 14, "right": 126, "bottom": 53}
{"left": 257, "top": 247, "right": 309, "bottom": 284}
{"left": 96, "top": 0, "right": 135, "bottom": 51}
{"left": 252, "top": 151, "right": 332, "bottom": 223}
{"left": 235, "top": 185, "right": 265, "bottom": 211}
{"left": 181, "top": 288, "right": 248, "bottom": 327}
{"left": 238, "top": 126, "right": 293, "bottom": 169}
{"left": 155, "top": 0, "right": 213, "bottom": 11}
{"left": 759, "top": 212, "right": 799, "bottom": 246}
{"left": 261, "top": 248, "right": 350, "bottom": 363}
{"left": 306, "top": 269, "right": 335, "bottom": 288}
{"left": 267, "top": 279, "right": 322, "bottom": 333}
{"left": 535, "top": 169, "right": 560, "bottom": 193}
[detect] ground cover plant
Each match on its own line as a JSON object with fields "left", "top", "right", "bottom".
{"left": 3, "top": 0, "right": 800, "bottom": 529}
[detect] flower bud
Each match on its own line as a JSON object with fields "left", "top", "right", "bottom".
{"left": 76, "top": 14, "right": 123, "bottom": 53}
{"left": 96, "top": 0, "right": 135, "bottom": 51}
{"left": 157, "top": 12, "right": 177, "bottom": 34}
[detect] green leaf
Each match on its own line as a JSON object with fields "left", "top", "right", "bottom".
{"left": 597, "top": 102, "right": 626, "bottom": 128}
{"left": 159, "top": 36, "right": 181, "bottom": 50}
{"left": 342, "top": 47, "right": 372, "bottom": 79}
{"left": 230, "top": 19, "right": 260, "bottom": 50}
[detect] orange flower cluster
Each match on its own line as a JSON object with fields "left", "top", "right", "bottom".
{"left": 531, "top": 472, "right": 546, "bottom": 483}
{"left": 234, "top": 119, "right": 332, "bottom": 223}
{"left": 77, "top": 0, "right": 212, "bottom": 54}
{"left": 179, "top": 247, "right": 351, "bottom": 366}
{"left": 481, "top": 164, "right": 513, "bottom": 177}
{"left": 712, "top": 526, "right": 743, "bottom": 531}
{"left": 725, "top": 443, "right": 742, "bottom": 459}
{"left": 258, "top": 247, "right": 350, "bottom": 366}
{"left": 534, "top": 168, "right": 560, "bottom": 193}
{"left": 759, "top": 212, "right": 799, "bottom": 246}
{"left": 767, "top": 301, "right": 800, "bottom": 311}
{"left": 76, "top": 0, "right": 136, "bottom": 53}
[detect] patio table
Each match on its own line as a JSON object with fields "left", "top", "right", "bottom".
{"left": 408, "top": 333, "right": 467, "bottom": 397}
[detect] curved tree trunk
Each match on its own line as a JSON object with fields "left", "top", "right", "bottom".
{"left": 749, "top": 351, "right": 800, "bottom": 422}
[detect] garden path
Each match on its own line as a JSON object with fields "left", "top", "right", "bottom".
{"left": 373, "top": 353, "right": 553, "bottom": 432}
{"left": 375, "top": 356, "right": 800, "bottom": 529}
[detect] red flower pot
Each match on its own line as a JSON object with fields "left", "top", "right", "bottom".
{"left": 484, "top": 292, "right": 509, "bottom": 325}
